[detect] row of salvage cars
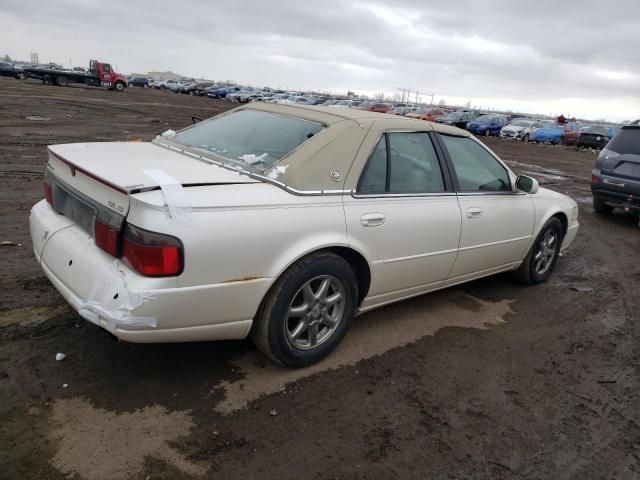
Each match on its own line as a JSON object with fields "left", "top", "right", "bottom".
{"left": 31, "top": 102, "right": 582, "bottom": 367}
{"left": 500, "top": 119, "right": 621, "bottom": 149}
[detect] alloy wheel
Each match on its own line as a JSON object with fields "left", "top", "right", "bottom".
{"left": 285, "top": 275, "right": 346, "bottom": 350}
{"left": 534, "top": 229, "right": 557, "bottom": 275}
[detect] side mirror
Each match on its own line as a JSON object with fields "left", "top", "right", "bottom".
{"left": 191, "top": 115, "right": 203, "bottom": 124}
{"left": 515, "top": 175, "right": 539, "bottom": 194}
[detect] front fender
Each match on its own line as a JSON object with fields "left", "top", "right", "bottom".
{"left": 529, "top": 188, "right": 578, "bottom": 250}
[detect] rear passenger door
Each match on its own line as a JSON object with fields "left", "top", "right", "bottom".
{"left": 344, "top": 130, "right": 462, "bottom": 309}
{"left": 436, "top": 133, "right": 534, "bottom": 279}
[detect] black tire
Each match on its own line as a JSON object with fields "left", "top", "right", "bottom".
{"left": 114, "top": 81, "right": 125, "bottom": 92}
{"left": 251, "top": 252, "right": 358, "bottom": 368}
{"left": 55, "top": 76, "right": 68, "bottom": 87}
{"left": 593, "top": 197, "right": 613, "bottom": 215}
{"left": 522, "top": 133, "right": 529, "bottom": 142}
{"left": 512, "top": 217, "right": 564, "bottom": 285}
{"left": 17, "top": 72, "right": 26, "bottom": 80}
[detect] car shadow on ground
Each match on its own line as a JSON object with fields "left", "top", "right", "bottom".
{"left": 2, "top": 272, "right": 523, "bottom": 416}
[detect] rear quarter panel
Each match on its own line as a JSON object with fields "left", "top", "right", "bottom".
{"left": 129, "top": 183, "right": 350, "bottom": 288}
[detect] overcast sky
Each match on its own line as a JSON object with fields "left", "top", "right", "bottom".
{"left": 1, "top": 0, "right": 638, "bottom": 121}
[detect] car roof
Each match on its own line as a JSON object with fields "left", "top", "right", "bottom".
{"left": 181, "top": 102, "right": 468, "bottom": 193}
{"left": 237, "top": 101, "right": 471, "bottom": 135}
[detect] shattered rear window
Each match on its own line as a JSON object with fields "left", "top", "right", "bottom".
{"left": 169, "top": 110, "right": 323, "bottom": 171}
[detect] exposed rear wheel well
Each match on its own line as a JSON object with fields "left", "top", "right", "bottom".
{"left": 325, "top": 247, "right": 371, "bottom": 306}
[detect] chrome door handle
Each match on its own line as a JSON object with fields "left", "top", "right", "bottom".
{"left": 466, "top": 207, "right": 483, "bottom": 219}
{"left": 361, "top": 213, "right": 385, "bottom": 227}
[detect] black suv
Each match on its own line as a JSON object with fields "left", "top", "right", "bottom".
{"left": 591, "top": 123, "right": 640, "bottom": 219}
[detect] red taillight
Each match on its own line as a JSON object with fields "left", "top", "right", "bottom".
{"left": 121, "top": 224, "right": 182, "bottom": 277}
{"left": 591, "top": 174, "right": 600, "bottom": 183}
{"left": 94, "top": 219, "right": 120, "bottom": 257}
{"left": 44, "top": 179, "right": 53, "bottom": 204}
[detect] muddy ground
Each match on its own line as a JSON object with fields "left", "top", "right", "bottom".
{"left": 1, "top": 77, "right": 639, "bottom": 480}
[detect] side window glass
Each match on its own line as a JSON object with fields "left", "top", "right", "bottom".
{"left": 387, "top": 133, "right": 445, "bottom": 193}
{"left": 359, "top": 133, "right": 446, "bottom": 194}
{"left": 359, "top": 137, "right": 387, "bottom": 193}
{"left": 440, "top": 135, "right": 510, "bottom": 192}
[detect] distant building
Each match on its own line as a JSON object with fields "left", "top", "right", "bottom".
{"left": 147, "top": 71, "right": 182, "bottom": 81}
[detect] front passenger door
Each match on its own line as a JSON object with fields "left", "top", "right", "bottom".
{"left": 438, "top": 134, "right": 535, "bottom": 279}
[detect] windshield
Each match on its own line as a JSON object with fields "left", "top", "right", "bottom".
{"left": 167, "top": 110, "right": 323, "bottom": 171}
{"left": 445, "top": 112, "right": 464, "bottom": 120}
{"left": 475, "top": 115, "right": 495, "bottom": 122}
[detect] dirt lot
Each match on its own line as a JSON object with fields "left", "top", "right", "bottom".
{"left": 1, "top": 77, "right": 639, "bottom": 480}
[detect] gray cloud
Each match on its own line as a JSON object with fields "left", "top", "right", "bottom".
{"left": 1, "top": 0, "right": 638, "bottom": 120}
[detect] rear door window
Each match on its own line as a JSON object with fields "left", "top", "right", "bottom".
{"left": 359, "top": 133, "right": 446, "bottom": 194}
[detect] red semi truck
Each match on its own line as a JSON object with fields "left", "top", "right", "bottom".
{"left": 23, "top": 60, "right": 128, "bottom": 91}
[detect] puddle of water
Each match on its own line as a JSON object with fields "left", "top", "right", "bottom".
{"left": 50, "top": 398, "right": 204, "bottom": 480}
{"left": 214, "top": 291, "right": 514, "bottom": 414}
{"left": 572, "top": 195, "right": 593, "bottom": 204}
{"left": 523, "top": 171, "right": 568, "bottom": 181}
{"left": 506, "top": 161, "right": 568, "bottom": 177}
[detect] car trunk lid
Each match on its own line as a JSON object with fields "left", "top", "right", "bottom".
{"left": 47, "top": 142, "right": 258, "bottom": 216}
{"left": 44, "top": 141, "right": 260, "bottom": 255}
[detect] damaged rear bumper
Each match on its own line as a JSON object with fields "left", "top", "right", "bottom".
{"left": 30, "top": 200, "right": 270, "bottom": 343}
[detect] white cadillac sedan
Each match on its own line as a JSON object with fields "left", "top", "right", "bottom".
{"left": 30, "top": 103, "right": 579, "bottom": 367}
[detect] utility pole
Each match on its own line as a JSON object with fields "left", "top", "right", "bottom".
{"left": 412, "top": 90, "right": 434, "bottom": 106}
{"left": 396, "top": 87, "right": 412, "bottom": 105}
